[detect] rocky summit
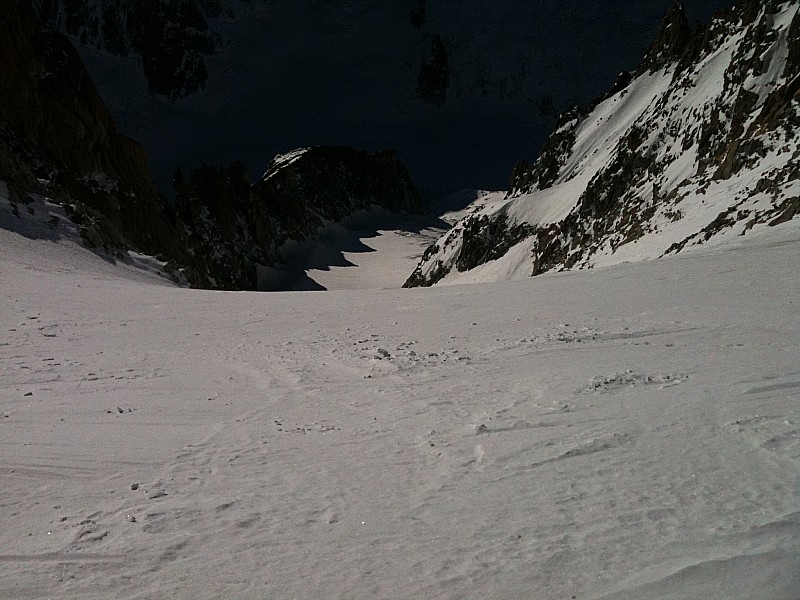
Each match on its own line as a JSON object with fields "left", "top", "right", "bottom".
{"left": 406, "top": 0, "right": 800, "bottom": 287}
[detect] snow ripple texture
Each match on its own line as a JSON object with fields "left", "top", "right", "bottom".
{"left": 1, "top": 198, "right": 798, "bottom": 599}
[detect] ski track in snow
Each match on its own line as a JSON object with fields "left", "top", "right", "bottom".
{"left": 1, "top": 214, "right": 799, "bottom": 599}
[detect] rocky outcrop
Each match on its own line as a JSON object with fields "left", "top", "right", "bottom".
{"left": 177, "top": 147, "right": 422, "bottom": 290}
{"left": 0, "top": 0, "right": 187, "bottom": 269}
{"left": 636, "top": 0, "right": 692, "bottom": 75}
{"left": 173, "top": 162, "right": 271, "bottom": 290}
{"left": 407, "top": 0, "right": 800, "bottom": 287}
{"left": 509, "top": 106, "right": 585, "bottom": 194}
{"left": 256, "top": 147, "right": 421, "bottom": 226}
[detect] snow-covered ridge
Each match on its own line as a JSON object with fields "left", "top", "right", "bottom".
{"left": 261, "top": 148, "right": 311, "bottom": 181}
{"left": 406, "top": 0, "right": 800, "bottom": 287}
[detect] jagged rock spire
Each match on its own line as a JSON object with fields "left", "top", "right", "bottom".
{"left": 637, "top": 0, "right": 691, "bottom": 74}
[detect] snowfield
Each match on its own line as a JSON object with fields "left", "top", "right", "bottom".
{"left": 1, "top": 203, "right": 799, "bottom": 598}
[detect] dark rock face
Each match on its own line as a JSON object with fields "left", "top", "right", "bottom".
{"left": 403, "top": 210, "right": 535, "bottom": 288}
{"left": 0, "top": 0, "right": 185, "bottom": 265}
{"left": 455, "top": 214, "right": 533, "bottom": 273}
{"left": 417, "top": 35, "right": 450, "bottom": 107}
{"left": 403, "top": 241, "right": 450, "bottom": 288}
{"left": 30, "top": 0, "right": 217, "bottom": 99}
{"left": 786, "top": 8, "right": 800, "bottom": 81}
{"left": 175, "top": 162, "right": 274, "bottom": 290}
{"left": 256, "top": 147, "right": 421, "bottom": 229}
{"left": 510, "top": 106, "right": 584, "bottom": 195}
{"left": 176, "top": 147, "right": 423, "bottom": 290}
{"left": 410, "top": 0, "right": 426, "bottom": 29}
{"left": 127, "top": 2, "right": 215, "bottom": 98}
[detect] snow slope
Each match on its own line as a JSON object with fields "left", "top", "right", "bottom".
{"left": 2, "top": 184, "right": 798, "bottom": 599}
{"left": 407, "top": 1, "right": 800, "bottom": 287}
{"left": 0, "top": 183, "right": 185, "bottom": 287}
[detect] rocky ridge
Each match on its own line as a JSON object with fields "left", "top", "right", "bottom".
{"left": 405, "top": 0, "right": 800, "bottom": 287}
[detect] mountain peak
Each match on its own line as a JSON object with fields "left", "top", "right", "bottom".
{"left": 637, "top": 0, "right": 691, "bottom": 75}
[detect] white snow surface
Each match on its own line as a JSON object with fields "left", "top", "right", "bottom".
{"left": 275, "top": 208, "right": 448, "bottom": 291}
{"left": 0, "top": 188, "right": 183, "bottom": 287}
{"left": 2, "top": 186, "right": 799, "bottom": 599}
